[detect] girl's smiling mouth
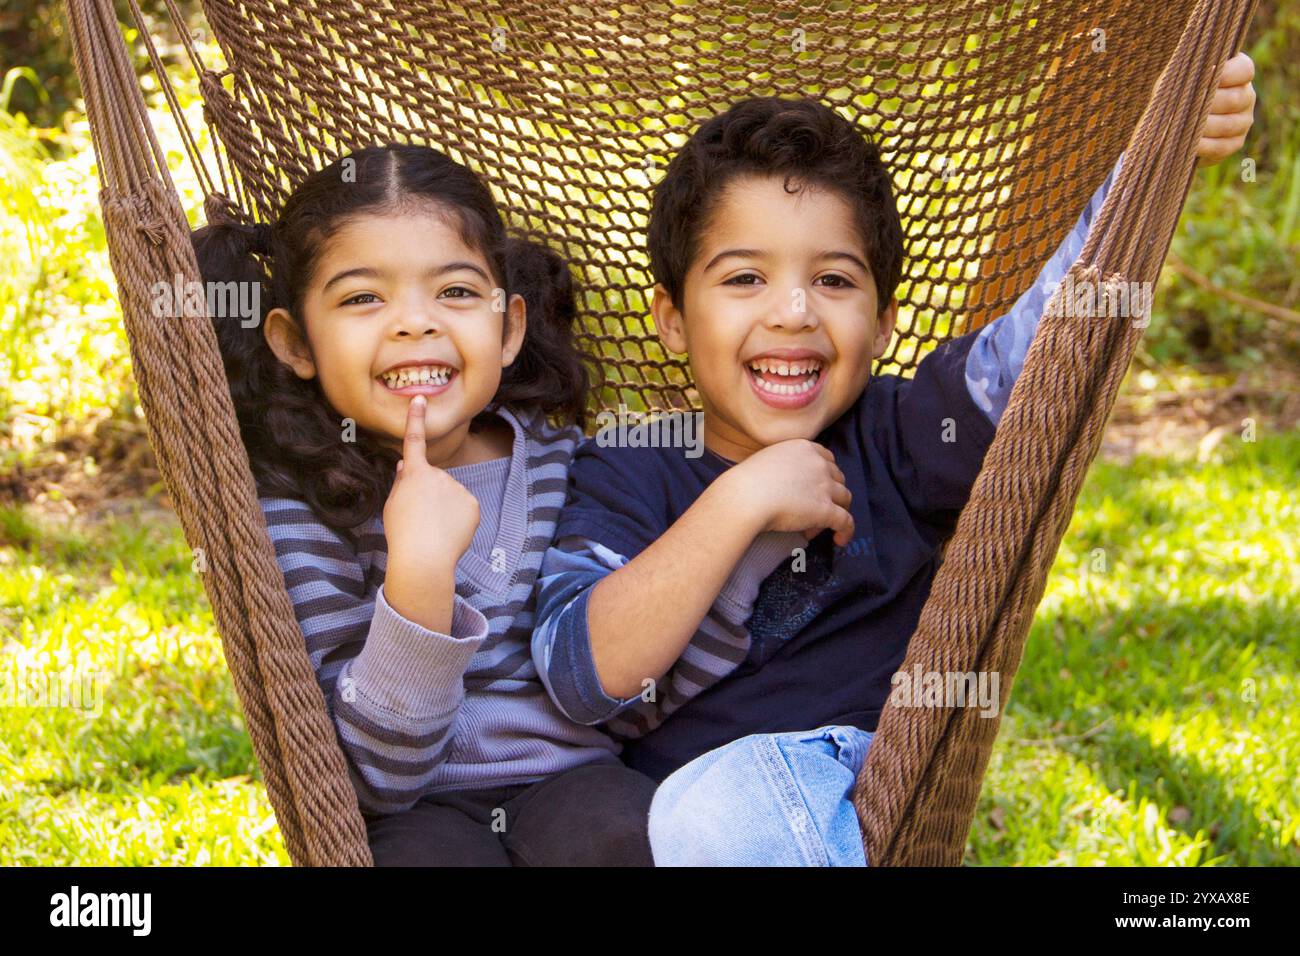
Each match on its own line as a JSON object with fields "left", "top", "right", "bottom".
{"left": 378, "top": 360, "right": 460, "bottom": 396}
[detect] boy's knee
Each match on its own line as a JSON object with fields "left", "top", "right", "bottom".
{"left": 648, "top": 729, "right": 871, "bottom": 866}
{"left": 647, "top": 776, "right": 727, "bottom": 865}
{"left": 648, "top": 735, "right": 770, "bottom": 865}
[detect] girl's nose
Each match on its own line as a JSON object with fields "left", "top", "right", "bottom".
{"left": 393, "top": 302, "right": 442, "bottom": 337}
{"left": 395, "top": 323, "right": 440, "bottom": 337}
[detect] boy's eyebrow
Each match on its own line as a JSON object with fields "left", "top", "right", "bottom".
{"left": 817, "top": 251, "right": 872, "bottom": 274}
{"left": 701, "top": 248, "right": 872, "bottom": 275}
{"left": 321, "top": 261, "right": 491, "bottom": 293}
{"left": 702, "top": 248, "right": 765, "bottom": 273}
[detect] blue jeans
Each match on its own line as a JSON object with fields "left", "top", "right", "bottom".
{"left": 647, "top": 725, "right": 874, "bottom": 866}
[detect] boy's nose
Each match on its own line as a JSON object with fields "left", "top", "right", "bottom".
{"left": 764, "top": 285, "right": 819, "bottom": 330}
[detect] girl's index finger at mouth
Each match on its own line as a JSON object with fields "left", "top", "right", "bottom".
{"left": 404, "top": 395, "right": 428, "bottom": 461}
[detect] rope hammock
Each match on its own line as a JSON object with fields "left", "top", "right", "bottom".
{"left": 65, "top": 0, "right": 1258, "bottom": 866}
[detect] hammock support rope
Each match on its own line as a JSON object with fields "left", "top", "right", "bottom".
{"left": 859, "top": 4, "right": 1259, "bottom": 864}
{"left": 65, "top": 0, "right": 1258, "bottom": 866}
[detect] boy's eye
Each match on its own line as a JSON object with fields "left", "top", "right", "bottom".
{"left": 440, "top": 286, "right": 479, "bottom": 299}
{"left": 342, "top": 292, "right": 380, "bottom": 306}
{"left": 815, "top": 274, "right": 855, "bottom": 289}
{"left": 723, "top": 273, "right": 763, "bottom": 286}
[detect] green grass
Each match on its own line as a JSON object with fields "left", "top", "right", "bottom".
{"left": 968, "top": 429, "right": 1299, "bottom": 866}
{"left": 0, "top": 503, "right": 288, "bottom": 865}
{"left": 2, "top": 434, "right": 1295, "bottom": 865}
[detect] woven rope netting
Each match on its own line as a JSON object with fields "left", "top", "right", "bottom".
{"left": 65, "top": 0, "right": 1257, "bottom": 865}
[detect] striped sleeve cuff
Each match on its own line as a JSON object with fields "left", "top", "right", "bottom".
{"left": 540, "top": 584, "right": 640, "bottom": 724}
{"left": 343, "top": 585, "right": 489, "bottom": 722}
{"left": 714, "top": 531, "right": 805, "bottom": 624}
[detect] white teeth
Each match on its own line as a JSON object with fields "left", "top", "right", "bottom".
{"left": 751, "top": 372, "right": 820, "bottom": 395}
{"left": 381, "top": 365, "right": 454, "bottom": 388}
{"left": 747, "top": 358, "right": 823, "bottom": 376}
{"left": 746, "top": 357, "right": 823, "bottom": 398}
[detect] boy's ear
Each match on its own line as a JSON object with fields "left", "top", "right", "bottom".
{"left": 501, "top": 292, "right": 527, "bottom": 367}
{"left": 651, "top": 284, "right": 688, "bottom": 355}
{"left": 263, "top": 308, "right": 317, "bottom": 379}
{"left": 872, "top": 297, "right": 899, "bottom": 359}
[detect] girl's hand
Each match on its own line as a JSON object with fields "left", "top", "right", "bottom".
{"left": 382, "top": 396, "right": 480, "bottom": 630}
{"left": 1197, "top": 52, "right": 1256, "bottom": 167}
{"left": 722, "top": 438, "right": 855, "bottom": 547}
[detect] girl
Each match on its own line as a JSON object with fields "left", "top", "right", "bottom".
{"left": 192, "top": 144, "right": 656, "bottom": 866}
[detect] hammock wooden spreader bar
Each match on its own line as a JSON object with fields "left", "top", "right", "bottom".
{"left": 64, "top": 0, "right": 1257, "bottom": 866}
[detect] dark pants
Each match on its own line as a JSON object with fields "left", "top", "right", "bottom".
{"left": 365, "top": 762, "right": 658, "bottom": 866}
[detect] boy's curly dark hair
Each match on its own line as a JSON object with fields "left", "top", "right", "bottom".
{"left": 647, "top": 96, "right": 905, "bottom": 316}
{"left": 191, "top": 145, "right": 590, "bottom": 532}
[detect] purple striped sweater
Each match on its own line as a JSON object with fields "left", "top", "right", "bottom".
{"left": 259, "top": 405, "right": 620, "bottom": 817}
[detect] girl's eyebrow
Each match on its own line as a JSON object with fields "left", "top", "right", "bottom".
{"left": 321, "top": 261, "right": 491, "bottom": 293}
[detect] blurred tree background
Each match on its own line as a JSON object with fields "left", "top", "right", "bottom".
{"left": 0, "top": 2, "right": 1295, "bottom": 865}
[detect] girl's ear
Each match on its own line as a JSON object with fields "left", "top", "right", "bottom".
{"left": 263, "top": 307, "right": 317, "bottom": 379}
{"left": 652, "top": 284, "right": 688, "bottom": 355}
{"left": 500, "top": 292, "right": 528, "bottom": 367}
{"left": 872, "top": 297, "right": 899, "bottom": 359}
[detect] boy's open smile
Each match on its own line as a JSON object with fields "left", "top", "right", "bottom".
{"left": 744, "top": 347, "right": 827, "bottom": 409}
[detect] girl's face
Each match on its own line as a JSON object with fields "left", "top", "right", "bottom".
{"left": 263, "top": 205, "right": 525, "bottom": 467}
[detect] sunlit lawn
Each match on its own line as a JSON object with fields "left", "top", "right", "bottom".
{"left": 0, "top": 503, "right": 288, "bottom": 865}
{"left": 970, "top": 429, "right": 1299, "bottom": 865}
{"left": 0, "top": 430, "right": 1295, "bottom": 865}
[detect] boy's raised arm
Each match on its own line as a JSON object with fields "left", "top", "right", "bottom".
{"left": 966, "top": 52, "right": 1255, "bottom": 426}
{"left": 964, "top": 156, "right": 1122, "bottom": 427}
{"left": 876, "top": 158, "right": 1121, "bottom": 526}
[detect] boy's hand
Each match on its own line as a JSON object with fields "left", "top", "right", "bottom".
{"left": 1196, "top": 52, "right": 1255, "bottom": 167}
{"left": 382, "top": 396, "right": 480, "bottom": 630}
{"left": 725, "top": 439, "right": 855, "bottom": 547}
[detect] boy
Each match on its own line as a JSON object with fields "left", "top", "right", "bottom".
{"left": 533, "top": 60, "right": 1254, "bottom": 865}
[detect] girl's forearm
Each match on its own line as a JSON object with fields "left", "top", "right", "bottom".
{"left": 384, "top": 560, "right": 457, "bottom": 634}
{"left": 339, "top": 585, "right": 489, "bottom": 815}
{"left": 586, "top": 475, "right": 765, "bottom": 698}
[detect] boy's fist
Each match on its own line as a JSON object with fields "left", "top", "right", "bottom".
{"left": 726, "top": 439, "right": 855, "bottom": 547}
{"left": 1197, "top": 52, "right": 1256, "bottom": 167}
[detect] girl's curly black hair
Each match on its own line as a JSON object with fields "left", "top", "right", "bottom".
{"left": 191, "top": 144, "right": 590, "bottom": 532}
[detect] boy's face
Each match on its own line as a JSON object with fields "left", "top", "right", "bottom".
{"left": 653, "top": 173, "right": 898, "bottom": 462}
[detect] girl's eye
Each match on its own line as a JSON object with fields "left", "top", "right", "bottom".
{"left": 440, "top": 286, "right": 479, "bottom": 299}
{"left": 342, "top": 292, "right": 380, "bottom": 306}
{"left": 723, "top": 273, "right": 763, "bottom": 286}
{"left": 815, "top": 274, "right": 855, "bottom": 289}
